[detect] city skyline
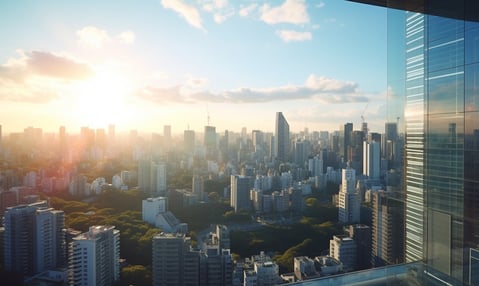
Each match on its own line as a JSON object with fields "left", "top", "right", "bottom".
{"left": 0, "top": 0, "right": 387, "bottom": 135}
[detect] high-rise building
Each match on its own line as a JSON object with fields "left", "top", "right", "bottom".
{"left": 69, "top": 225, "right": 120, "bottom": 286}
{"left": 230, "top": 175, "right": 252, "bottom": 212}
{"left": 294, "top": 139, "right": 310, "bottom": 167}
{"left": 184, "top": 129, "right": 195, "bottom": 153}
{"left": 152, "top": 233, "right": 200, "bottom": 286}
{"left": 371, "top": 191, "right": 404, "bottom": 267}
{"left": 338, "top": 165, "right": 360, "bottom": 224}
{"left": 138, "top": 160, "right": 167, "bottom": 196}
{"left": 348, "top": 1, "right": 479, "bottom": 284}
{"left": 363, "top": 141, "right": 380, "bottom": 180}
{"left": 4, "top": 201, "right": 66, "bottom": 277}
{"left": 204, "top": 126, "right": 217, "bottom": 159}
{"left": 274, "top": 112, "right": 290, "bottom": 162}
{"left": 192, "top": 175, "right": 204, "bottom": 201}
{"left": 329, "top": 235, "right": 357, "bottom": 272}
{"left": 339, "top": 123, "right": 353, "bottom": 159}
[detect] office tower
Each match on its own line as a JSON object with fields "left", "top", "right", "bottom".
{"left": 152, "top": 233, "right": 199, "bottom": 286}
{"left": 152, "top": 162, "right": 167, "bottom": 196}
{"left": 294, "top": 139, "right": 310, "bottom": 167}
{"left": 345, "top": 224, "right": 371, "bottom": 270}
{"left": 363, "top": 141, "right": 380, "bottom": 180}
{"left": 338, "top": 165, "right": 360, "bottom": 224}
{"left": 204, "top": 125, "right": 217, "bottom": 159}
{"left": 230, "top": 175, "right": 252, "bottom": 212}
{"left": 4, "top": 201, "right": 66, "bottom": 276}
{"left": 339, "top": 123, "right": 353, "bottom": 159}
{"left": 70, "top": 226, "right": 120, "bottom": 286}
{"left": 274, "top": 112, "right": 290, "bottom": 162}
{"left": 347, "top": 1, "right": 479, "bottom": 284}
{"left": 192, "top": 175, "right": 204, "bottom": 201}
{"left": 138, "top": 160, "right": 152, "bottom": 194}
{"left": 383, "top": 122, "right": 399, "bottom": 167}
{"left": 164, "top": 125, "right": 171, "bottom": 140}
{"left": 138, "top": 160, "right": 167, "bottom": 196}
{"left": 252, "top": 130, "right": 264, "bottom": 151}
{"left": 184, "top": 129, "right": 195, "bottom": 153}
{"left": 371, "top": 191, "right": 404, "bottom": 267}
{"left": 329, "top": 235, "right": 357, "bottom": 272}
{"left": 308, "top": 155, "right": 323, "bottom": 178}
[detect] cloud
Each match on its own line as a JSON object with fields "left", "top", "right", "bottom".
{"left": 239, "top": 3, "right": 258, "bottom": 17}
{"left": 136, "top": 86, "right": 192, "bottom": 103}
{"left": 117, "top": 30, "right": 135, "bottom": 44}
{"left": 0, "top": 85, "right": 58, "bottom": 103}
{"left": 77, "top": 26, "right": 111, "bottom": 48}
{"left": 77, "top": 26, "right": 136, "bottom": 48}
{"left": 161, "top": 0, "right": 205, "bottom": 30}
{"left": 0, "top": 50, "right": 94, "bottom": 103}
{"left": 276, "top": 30, "right": 312, "bottom": 42}
{"left": 26, "top": 51, "right": 93, "bottom": 79}
{"left": 137, "top": 74, "right": 368, "bottom": 105}
{"left": 200, "top": 0, "right": 234, "bottom": 23}
{"left": 214, "top": 11, "right": 234, "bottom": 23}
{"left": 260, "top": 0, "right": 309, "bottom": 25}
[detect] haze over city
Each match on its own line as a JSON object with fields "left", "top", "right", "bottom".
{"left": 0, "top": 0, "right": 387, "bottom": 134}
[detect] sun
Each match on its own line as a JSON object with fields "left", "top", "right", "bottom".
{"left": 71, "top": 67, "right": 133, "bottom": 128}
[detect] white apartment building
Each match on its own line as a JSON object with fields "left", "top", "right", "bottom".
{"left": 69, "top": 225, "right": 120, "bottom": 286}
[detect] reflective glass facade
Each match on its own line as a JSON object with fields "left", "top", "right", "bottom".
{"left": 387, "top": 1, "right": 479, "bottom": 285}
{"left": 353, "top": 1, "right": 479, "bottom": 285}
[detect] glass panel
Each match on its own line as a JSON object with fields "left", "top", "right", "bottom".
{"left": 465, "top": 64, "right": 479, "bottom": 111}
{"left": 428, "top": 67, "right": 464, "bottom": 114}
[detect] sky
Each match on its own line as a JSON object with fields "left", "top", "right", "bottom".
{"left": 0, "top": 0, "right": 387, "bottom": 135}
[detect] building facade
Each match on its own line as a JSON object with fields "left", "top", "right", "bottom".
{"left": 4, "top": 201, "right": 66, "bottom": 277}
{"left": 69, "top": 225, "right": 120, "bottom": 286}
{"left": 338, "top": 166, "right": 360, "bottom": 224}
{"left": 349, "top": 0, "right": 479, "bottom": 284}
{"left": 274, "top": 112, "right": 290, "bottom": 162}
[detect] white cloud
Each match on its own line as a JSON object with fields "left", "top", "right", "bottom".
{"left": 276, "top": 30, "right": 312, "bottom": 42}
{"left": 317, "top": 1, "right": 325, "bottom": 9}
{"left": 77, "top": 26, "right": 111, "bottom": 48}
{"left": 214, "top": 11, "right": 234, "bottom": 23}
{"left": 239, "top": 3, "right": 258, "bottom": 17}
{"left": 201, "top": 0, "right": 228, "bottom": 12}
{"left": 117, "top": 30, "right": 135, "bottom": 44}
{"left": 260, "top": 0, "right": 309, "bottom": 25}
{"left": 0, "top": 50, "right": 94, "bottom": 103}
{"left": 161, "top": 0, "right": 205, "bottom": 31}
{"left": 136, "top": 74, "right": 368, "bottom": 105}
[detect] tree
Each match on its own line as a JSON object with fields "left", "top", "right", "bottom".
{"left": 120, "top": 265, "right": 151, "bottom": 286}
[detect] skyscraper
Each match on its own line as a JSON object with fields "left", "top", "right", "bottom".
{"left": 230, "top": 175, "right": 253, "bottom": 212}
{"left": 152, "top": 233, "right": 199, "bottom": 286}
{"left": 4, "top": 201, "right": 66, "bottom": 276}
{"left": 339, "top": 122, "right": 353, "bottom": 160}
{"left": 338, "top": 165, "right": 360, "bottom": 224}
{"left": 371, "top": 191, "right": 404, "bottom": 267}
{"left": 349, "top": 1, "right": 479, "bottom": 284}
{"left": 69, "top": 225, "right": 120, "bottom": 286}
{"left": 184, "top": 129, "right": 195, "bottom": 153}
{"left": 204, "top": 125, "right": 217, "bottom": 159}
{"left": 274, "top": 112, "right": 290, "bottom": 162}
{"left": 363, "top": 141, "right": 380, "bottom": 180}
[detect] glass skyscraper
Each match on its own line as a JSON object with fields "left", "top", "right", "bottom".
{"left": 346, "top": 1, "right": 479, "bottom": 285}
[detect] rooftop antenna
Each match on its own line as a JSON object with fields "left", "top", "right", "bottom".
{"left": 206, "top": 104, "right": 210, "bottom": 126}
